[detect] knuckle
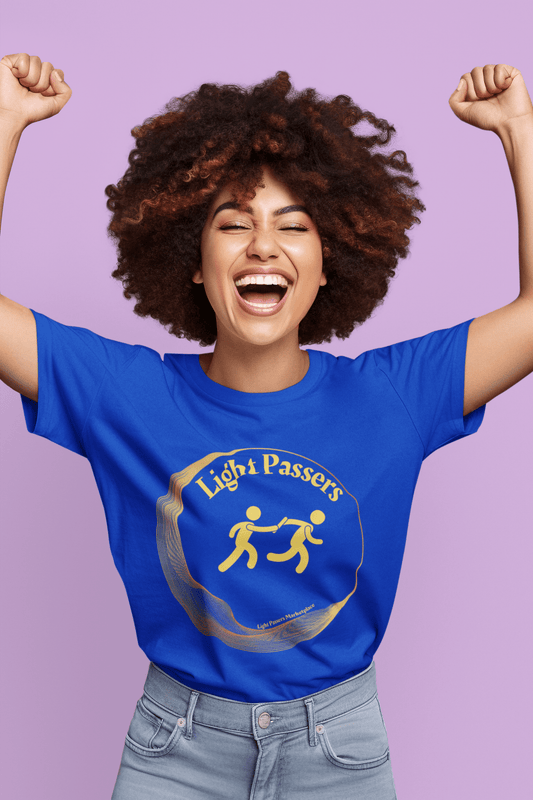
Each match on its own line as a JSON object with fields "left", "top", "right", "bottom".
{"left": 12, "top": 53, "right": 29, "bottom": 72}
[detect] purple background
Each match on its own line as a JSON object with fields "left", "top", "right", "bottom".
{"left": 1, "top": 2, "right": 532, "bottom": 797}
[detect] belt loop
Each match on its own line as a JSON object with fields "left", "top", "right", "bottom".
{"left": 304, "top": 698, "right": 317, "bottom": 747}
{"left": 185, "top": 691, "right": 199, "bottom": 740}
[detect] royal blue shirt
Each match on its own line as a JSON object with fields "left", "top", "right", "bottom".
{"left": 21, "top": 310, "right": 485, "bottom": 702}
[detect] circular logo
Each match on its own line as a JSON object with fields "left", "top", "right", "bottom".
{"left": 156, "top": 448, "right": 364, "bottom": 652}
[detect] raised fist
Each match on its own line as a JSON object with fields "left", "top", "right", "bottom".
{"left": 0, "top": 52, "right": 72, "bottom": 130}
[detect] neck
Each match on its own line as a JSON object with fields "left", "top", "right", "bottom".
{"left": 199, "top": 332, "right": 309, "bottom": 393}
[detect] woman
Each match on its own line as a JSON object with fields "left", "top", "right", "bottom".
{"left": 1, "top": 53, "right": 532, "bottom": 799}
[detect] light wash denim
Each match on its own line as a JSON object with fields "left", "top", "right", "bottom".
{"left": 111, "top": 660, "right": 397, "bottom": 799}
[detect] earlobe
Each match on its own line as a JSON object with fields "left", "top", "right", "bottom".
{"left": 320, "top": 272, "right": 327, "bottom": 287}
{"left": 192, "top": 268, "right": 204, "bottom": 284}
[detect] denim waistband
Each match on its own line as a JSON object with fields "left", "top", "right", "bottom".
{"left": 143, "top": 661, "right": 377, "bottom": 742}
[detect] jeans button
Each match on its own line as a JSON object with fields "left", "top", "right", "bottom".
{"left": 258, "top": 712, "right": 271, "bottom": 729}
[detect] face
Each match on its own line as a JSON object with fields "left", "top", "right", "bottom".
{"left": 194, "top": 166, "right": 326, "bottom": 349}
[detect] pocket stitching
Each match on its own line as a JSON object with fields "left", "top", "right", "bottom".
{"left": 125, "top": 699, "right": 183, "bottom": 758}
{"left": 317, "top": 694, "right": 390, "bottom": 770}
{"left": 138, "top": 698, "right": 164, "bottom": 728}
{"left": 319, "top": 728, "right": 390, "bottom": 770}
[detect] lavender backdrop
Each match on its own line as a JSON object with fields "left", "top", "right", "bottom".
{"left": 1, "top": 2, "right": 532, "bottom": 797}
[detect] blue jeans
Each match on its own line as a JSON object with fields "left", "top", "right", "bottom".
{"left": 111, "top": 660, "right": 397, "bottom": 799}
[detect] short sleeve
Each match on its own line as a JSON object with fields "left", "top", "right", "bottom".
{"left": 20, "top": 310, "right": 141, "bottom": 457}
{"left": 372, "top": 317, "right": 486, "bottom": 459}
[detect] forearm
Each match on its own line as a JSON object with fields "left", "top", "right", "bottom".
{"left": 497, "top": 115, "right": 533, "bottom": 301}
{"left": 0, "top": 118, "right": 24, "bottom": 236}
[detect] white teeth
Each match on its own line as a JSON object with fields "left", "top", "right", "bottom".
{"left": 244, "top": 301, "right": 278, "bottom": 310}
{"left": 234, "top": 274, "right": 289, "bottom": 288}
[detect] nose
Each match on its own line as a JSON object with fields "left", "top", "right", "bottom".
{"left": 246, "top": 228, "right": 281, "bottom": 261}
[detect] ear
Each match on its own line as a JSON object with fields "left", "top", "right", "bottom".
{"left": 319, "top": 271, "right": 327, "bottom": 287}
{"left": 192, "top": 266, "right": 204, "bottom": 284}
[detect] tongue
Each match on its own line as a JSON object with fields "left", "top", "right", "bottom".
{"left": 241, "top": 289, "right": 281, "bottom": 305}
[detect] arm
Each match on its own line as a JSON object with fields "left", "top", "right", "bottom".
{"left": 449, "top": 65, "right": 533, "bottom": 416}
{"left": 253, "top": 524, "right": 280, "bottom": 533}
{"left": 0, "top": 122, "right": 40, "bottom": 401}
{"left": 0, "top": 122, "right": 23, "bottom": 232}
{"left": 0, "top": 53, "right": 71, "bottom": 403}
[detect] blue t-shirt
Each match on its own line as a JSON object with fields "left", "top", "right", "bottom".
{"left": 20, "top": 310, "right": 485, "bottom": 702}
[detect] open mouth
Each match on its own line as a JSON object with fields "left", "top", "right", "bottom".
{"left": 234, "top": 274, "right": 290, "bottom": 314}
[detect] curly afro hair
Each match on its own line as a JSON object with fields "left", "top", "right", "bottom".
{"left": 104, "top": 70, "right": 426, "bottom": 346}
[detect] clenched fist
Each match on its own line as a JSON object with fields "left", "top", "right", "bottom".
{"left": 0, "top": 52, "right": 72, "bottom": 130}
{"left": 449, "top": 63, "right": 533, "bottom": 136}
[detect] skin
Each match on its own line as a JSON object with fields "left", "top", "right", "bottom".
{"left": 3, "top": 57, "right": 533, "bottom": 414}
{"left": 193, "top": 166, "right": 327, "bottom": 393}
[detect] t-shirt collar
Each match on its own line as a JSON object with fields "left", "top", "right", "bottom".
{"left": 178, "top": 348, "right": 324, "bottom": 407}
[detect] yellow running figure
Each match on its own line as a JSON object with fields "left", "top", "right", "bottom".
{"left": 218, "top": 506, "right": 288, "bottom": 572}
{"left": 267, "top": 510, "right": 326, "bottom": 574}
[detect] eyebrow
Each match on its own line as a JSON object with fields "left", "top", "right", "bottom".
{"left": 212, "top": 201, "right": 311, "bottom": 221}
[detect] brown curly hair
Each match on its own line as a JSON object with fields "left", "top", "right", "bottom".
{"left": 104, "top": 71, "right": 426, "bottom": 346}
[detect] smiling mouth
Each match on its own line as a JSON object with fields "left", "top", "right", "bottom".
{"left": 234, "top": 274, "right": 290, "bottom": 313}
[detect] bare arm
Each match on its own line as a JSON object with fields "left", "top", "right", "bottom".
{"left": 0, "top": 122, "right": 23, "bottom": 232}
{"left": 463, "top": 114, "right": 533, "bottom": 415}
{"left": 0, "top": 53, "right": 72, "bottom": 403}
{"left": 449, "top": 65, "right": 533, "bottom": 417}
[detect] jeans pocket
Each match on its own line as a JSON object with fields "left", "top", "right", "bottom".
{"left": 124, "top": 693, "right": 184, "bottom": 758}
{"left": 317, "top": 693, "right": 390, "bottom": 770}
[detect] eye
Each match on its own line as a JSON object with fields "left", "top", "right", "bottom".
{"left": 219, "top": 224, "right": 308, "bottom": 231}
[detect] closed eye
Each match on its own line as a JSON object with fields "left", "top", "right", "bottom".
{"left": 220, "top": 224, "right": 308, "bottom": 231}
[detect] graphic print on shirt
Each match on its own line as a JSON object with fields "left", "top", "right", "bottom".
{"left": 156, "top": 448, "right": 364, "bottom": 653}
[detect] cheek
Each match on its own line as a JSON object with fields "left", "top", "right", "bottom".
{"left": 308, "top": 239, "right": 324, "bottom": 271}
{"left": 202, "top": 241, "right": 235, "bottom": 280}
{"left": 201, "top": 267, "right": 232, "bottom": 316}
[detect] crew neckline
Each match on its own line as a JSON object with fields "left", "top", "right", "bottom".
{"left": 175, "top": 348, "right": 325, "bottom": 407}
